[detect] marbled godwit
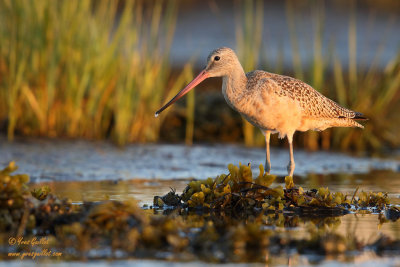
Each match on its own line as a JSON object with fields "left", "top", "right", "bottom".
{"left": 155, "top": 47, "right": 367, "bottom": 177}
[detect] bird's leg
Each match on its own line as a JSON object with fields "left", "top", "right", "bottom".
{"left": 287, "top": 134, "right": 295, "bottom": 177}
{"left": 265, "top": 130, "right": 271, "bottom": 174}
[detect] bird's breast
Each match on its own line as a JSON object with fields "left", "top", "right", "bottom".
{"left": 237, "top": 92, "right": 304, "bottom": 137}
{"left": 222, "top": 75, "right": 305, "bottom": 137}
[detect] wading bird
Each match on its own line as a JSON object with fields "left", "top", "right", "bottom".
{"left": 155, "top": 47, "right": 366, "bottom": 177}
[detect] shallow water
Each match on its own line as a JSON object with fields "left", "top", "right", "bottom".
{"left": 29, "top": 170, "right": 400, "bottom": 206}
{"left": 2, "top": 139, "right": 400, "bottom": 266}
{"left": 29, "top": 170, "right": 400, "bottom": 245}
{"left": 1, "top": 138, "right": 399, "bottom": 182}
{"left": 26, "top": 162, "right": 400, "bottom": 266}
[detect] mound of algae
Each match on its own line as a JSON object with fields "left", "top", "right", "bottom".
{"left": 154, "top": 163, "right": 392, "bottom": 216}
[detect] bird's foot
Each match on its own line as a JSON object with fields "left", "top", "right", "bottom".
{"left": 287, "top": 161, "right": 295, "bottom": 177}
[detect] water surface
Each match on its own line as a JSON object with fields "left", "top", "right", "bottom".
{"left": 1, "top": 138, "right": 399, "bottom": 182}
{"left": 1, "top": 139, "right": 400, "bottom": 266}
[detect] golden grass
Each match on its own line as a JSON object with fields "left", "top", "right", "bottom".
{"left": 0, "top": 0, "right": 193, "bottom": 145}
{"left": 235, "top": 0, "right": 264, "bottom": 146}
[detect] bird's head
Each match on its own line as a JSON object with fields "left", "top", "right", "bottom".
{"left": 155, "top": 47, "right": 239, "bottom": 117}
{"left": 204, "top": 47, "right": 240, "bottom": 77}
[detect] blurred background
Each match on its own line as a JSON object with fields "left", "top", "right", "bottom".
{"left": 1, "top": 0, "right": 399, "bottom": 153}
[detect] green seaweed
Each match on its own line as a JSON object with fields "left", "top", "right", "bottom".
{"left": 154, "top": 163, "right": 391, "bottom": 215}
{"left": 0, "top": 161, "right": 32, "bottom": 234}
{"left": 31, "top": 185, "right": 51, "bottom": 201}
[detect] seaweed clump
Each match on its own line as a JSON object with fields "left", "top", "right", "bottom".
{"left": 0, "top": 161, "right": 33, "bottom": 234}
{"left": 0, "top": 162, "right": 190, "bottom": 259}
{"left": 154, "top": 163, "right": 391, "bottom": 216}
{"left": 58, "top": 200, "right": 190, "bottom": 255}
{"left": 0, "top": 162, "right": 76, "bottom": 239}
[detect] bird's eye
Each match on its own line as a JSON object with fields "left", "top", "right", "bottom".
{"left": 214, "top": 56, "right": 220, "bottom": 61}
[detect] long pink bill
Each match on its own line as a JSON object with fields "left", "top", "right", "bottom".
{"left": 155, "top": 70, "right": 209, "bottom": 117}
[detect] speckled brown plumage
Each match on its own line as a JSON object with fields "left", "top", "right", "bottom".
{"left": 242, "top": 70, "right": 365, "bottom": 131}
{"left": 247, "top": 70, "right": 363, "bottom": 121}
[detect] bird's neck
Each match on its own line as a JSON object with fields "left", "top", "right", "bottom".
{"left": 222, "top": 66, "right": 247, "bottom": 107}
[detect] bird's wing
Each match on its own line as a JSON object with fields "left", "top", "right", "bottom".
{"left": 264, "top": 74, "right": 362, "bottom": 119}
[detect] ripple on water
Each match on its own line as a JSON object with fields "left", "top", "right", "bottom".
{"left": 1, "top": 139, "right": 399, "bottom": 182}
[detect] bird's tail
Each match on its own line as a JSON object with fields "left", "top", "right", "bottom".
{"left": 334, "top": 117, "right": 365, "bottom": 128}
{"left": 352, "top": 120, "right": 364, "bottom": 129}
